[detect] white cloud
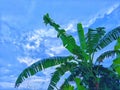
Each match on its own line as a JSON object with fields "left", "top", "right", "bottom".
{"left": 45, "top": 49, "right": 55, "bottom": 57}
{"left": 83, "top": 3, "right": 120, "bottom": 27}
{"left": 17, "top": 57, "right": 40, "bottom": 66}
{"left": 0, "top": 75, "right": 17, "bottom": 89}
{"left": 56, "top": 71, "right": 71, "bottom": 88}
{"left": 0, "top": 67, "right": 10, "bottom": 74}
{"left": 0, "top": 75, "right": 50, "bottom": 90}
{"left": 23, "top": 30, "right": 43, "bottom": 51}
{"left": 64, "top": 23, "right": 76, "bottom": 32}
{"left": 34, "top": 28, "right": 57, "bottom": 38}
{"left": 18, "top": 75, "right": 50, "bottom": 90}
{"left": 41, "top": 66, "right": 56, "bottom": 76}
{"left": 44, "top": 39, "right": 67, "bottom": 56}
{"left": 0, "top": 82, "right": 14, "bottom": 89}
{"left": 0, "top": 75, "right": 51, "bottom": 90}
{"left": 24, "top": 43, "right": 37, "bottom": 50}
{"left": 106, "top": 3, "right": 120, "bottom": 15}
{"left": 21, "top": 28, "right": 58, "bottom": 52}
{"left": 50, "top": 45, "right": 65, "bottom": 54}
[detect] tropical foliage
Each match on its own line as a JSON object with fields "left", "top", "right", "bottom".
{"left": 15, "top": 14, "right": 120, "bottom": 90}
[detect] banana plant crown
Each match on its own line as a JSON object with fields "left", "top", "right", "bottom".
{"left": 15, "top": 14, "right": 120, "bottom": 90}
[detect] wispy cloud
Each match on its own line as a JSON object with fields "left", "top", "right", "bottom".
{"left": 45, "top": 49, "right": 55, "bottom": 57}
{"left": 0, "top": 82, "right": 15, "bottom": 89}
{"left": 44, "top": 38, "right": 69, "bottom": 56}
{"left": 106, "top": 3, "right": 120, "bottom": 15}
{"left": 64, "top": 22, "right": 76, "bottom": 32}
{"left": 17, "top": 57, "right": 40, "bottom": 66}
{"left": 83, "top": 3, "right": 120, "bottom": 27}
{"left": 45, "top": 45, "right": 67, "bottom": 56}
{"left": 0, "top": 67, "right": 10, "bottom": 74}
{"left": 22, "top": 31, "right": 42, "bottom": 51}
{"left": 34, "top": 28, "right": 57, "bottom": 38}
{"left": 18, "top": 75, "right": 50, "bottom": 90}
{"left": 0, "top": 75, "right": 17, "bottom": 89}
{"left": 21, "top": 28, "right": 57, "bottom": 51}
{"left": 50, "top": 45, "right": 65, "bottom": 54}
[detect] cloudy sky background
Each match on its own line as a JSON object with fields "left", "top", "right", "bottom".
{"left": 0, "top": 0, "right": 120, "bottom": 90}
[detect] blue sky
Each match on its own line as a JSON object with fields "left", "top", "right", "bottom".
{"left": 0, "top": 0, "right": 120, "bottom": 90}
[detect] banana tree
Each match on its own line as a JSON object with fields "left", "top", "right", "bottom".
{"left": 15, "top": 14, "right": 120, "bottom": 90}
